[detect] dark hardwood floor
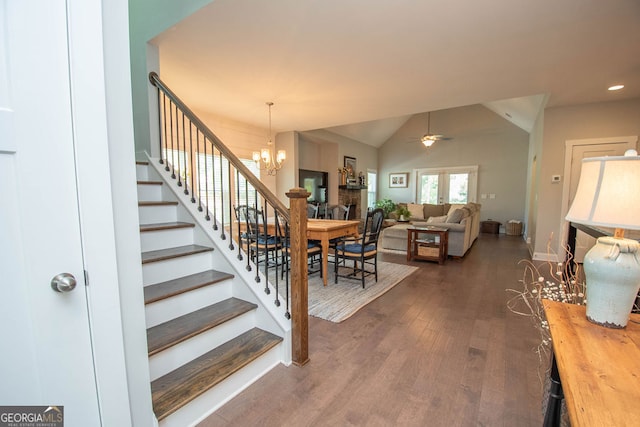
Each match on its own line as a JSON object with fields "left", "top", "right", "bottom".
{"left": 200, "top": 234, "right": 544, "bottom": 426}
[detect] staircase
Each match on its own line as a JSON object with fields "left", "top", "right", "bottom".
{"left": 136, "top": 161, "right": 286, "bottom": 426}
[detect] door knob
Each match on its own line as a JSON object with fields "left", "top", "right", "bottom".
{"left": 51, "top": 273, "right": 77, "bottom": 293}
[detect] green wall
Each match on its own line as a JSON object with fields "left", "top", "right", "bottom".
{"left": 128, "top": 0, "right": 213, "bottom": 155}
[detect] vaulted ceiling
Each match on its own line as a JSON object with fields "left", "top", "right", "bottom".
{"left": 152, "top": 0, "right": 640, "bottom": 147}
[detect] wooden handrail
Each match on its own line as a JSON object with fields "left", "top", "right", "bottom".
{"left": 149, "top": 72, "right": 290, "bottom": 221}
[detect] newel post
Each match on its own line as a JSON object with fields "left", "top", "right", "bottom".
{"left": 286, "top": 187, "right": 310, "bottom": 366}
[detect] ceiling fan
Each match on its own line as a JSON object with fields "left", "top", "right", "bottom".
{"left": 410, "top": 112, "right": 452, "bottom": 147}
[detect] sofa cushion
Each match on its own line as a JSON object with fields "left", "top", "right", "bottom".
{"left": 423, "top": 203, "right": 446, "bottom": 219}
{"left": 427, "top": 215, "right": 448, "bottom": 224}
{"left": 407, "top": 203, "right": 424, "bottom": 219}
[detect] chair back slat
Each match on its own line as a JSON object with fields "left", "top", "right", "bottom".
{"left": 363, "top": 208, "right": 385, "bottom": 246}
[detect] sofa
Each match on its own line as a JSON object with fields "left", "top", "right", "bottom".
{"left": 381, "top": 202, "right": 481, "bottom": 257}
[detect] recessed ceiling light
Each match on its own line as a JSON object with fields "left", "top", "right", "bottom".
{"left": 608, "top": 84, "right": 624, "bottom": 91}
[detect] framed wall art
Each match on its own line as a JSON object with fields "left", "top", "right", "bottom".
{"left": 389, "top": 172, "right": 408, "bottom": 188}
{"left": 344, "top": 156, "right": 356, "bottom": 177}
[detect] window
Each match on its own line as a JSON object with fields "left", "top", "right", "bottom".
{"left": 367, "top": 171, "right": 377, "bottom": 209}
{"left": 165, "top": 148, "right": 190, "bottom": 181}
{"left": 416, "top": 166, "right": 477, "bottom": 204}
{"left": 419, "top": 173, "right": 439, "bottom": 204}
{"left": 448, "top": 173, "right": 469, "bottom": 204}
{"left": 196, "top": 153, "right": 260, "bottom": 224}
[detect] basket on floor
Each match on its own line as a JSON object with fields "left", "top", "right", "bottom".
{"left": 506, "top": 221, "right": 523, "bottom": 236}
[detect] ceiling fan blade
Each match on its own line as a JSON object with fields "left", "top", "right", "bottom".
{"left": 422, "top": 134, "right": 453, "bottom": 141}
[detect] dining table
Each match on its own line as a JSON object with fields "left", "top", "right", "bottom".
{"left": 234, "top": 217, "right": 360, "bottom": 286}
{"left": 307, "top": 219, "right": 360, "bottom": 286}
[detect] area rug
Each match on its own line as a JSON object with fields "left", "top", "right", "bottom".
{"left": 277, "top": 261, "right": 418, "bottom": 323}
{"left": 379, "top": 247, "right": 407, "bottom": 255}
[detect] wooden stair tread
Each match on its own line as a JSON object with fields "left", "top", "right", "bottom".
{"left": 138, "top": 200, "right": 178, "bottom": 206}
{"left": 151, "top": 328, "right": 282, "bottom": 421}
{"left": 136, "top": 160, "right": 149, "bottom": 165}
{"left": 144, "top": 270, "right": 233, "bottom": 304}
{"left": 140, "top": 221, "right": 195, "bottom": 233}
{"left": 147, "top": 297, "right": 257, "bottom": 356}
{"left": 137, "top": 180, "right": 163, "bottom": 185}
{"left": 141, "top": 245, "right": 213, "bottom": 264}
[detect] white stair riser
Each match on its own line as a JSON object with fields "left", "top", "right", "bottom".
{"left": 148, "top": 310, "right": 256, "bottom": 381}
{"left": 145, "top": 278, "right": 233, "bottom": 327}
{"left": 139, "top": 204, "right": 178, "bottom": 224}
{"left": 143, "top": 252, "right": 214, "bottom": 286}
{"left": 140, "top": 227, "right": 195, "bottom": 252}
{"left": 137, "top": 184, "right": 163, "bottom": 201}
{"left": 136, "top": 164, "right": 149, "bottom": 180}
{"left": 138, "top": 160, "right": 288, "bottom": 427}
{"left": 158, "top": 344, "right": 283, "bottom": 427}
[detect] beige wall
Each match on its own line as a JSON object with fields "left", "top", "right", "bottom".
{"left": 275, "top": 131, "right": 298, "bottom": 206}
{"left": 532, "top": 97, "right": 640, "bottom": 259}
{"left": 191, "top": 109, "right": 279, "bottom": 194}
{"left": 378, "top": 105, "right": 530, "bottom": 228}
{"left": 297, "top": 130, "right": 377, "bottom": 219}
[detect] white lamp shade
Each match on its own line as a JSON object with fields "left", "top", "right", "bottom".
{"left": 566, "top": 155, "right": 640, "bottom": 230}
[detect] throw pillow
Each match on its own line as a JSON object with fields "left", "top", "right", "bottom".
{"left": 407, "top": 203, "right": 424, "bottom": 219}
{"left": 427, "top": 215, "right": 447, "bottom": 224}
{"left": 446, "top": 208, "right": 465, "bottom": 223}
{"left": 448, "top": 204, "right": 465, "bottom": 215}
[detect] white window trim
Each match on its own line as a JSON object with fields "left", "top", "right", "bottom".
{"left": 367, "top": 169, "right": 377, "bottom": 209}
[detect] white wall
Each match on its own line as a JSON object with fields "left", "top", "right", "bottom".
{"left": 532, "top": 97, "right": 640, "bottom": 258}
{"left": 378, "top": 105, "right": 530, "bottom": 227}
{"left": 525, "top": 107, "right": 546, "bottom": 254}
{"left": 102, "top": 1, "right": 155, "bottom": 425}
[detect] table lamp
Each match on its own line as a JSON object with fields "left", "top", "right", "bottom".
{"left": 565, "top": 149, "right": 640, "bottom": 328}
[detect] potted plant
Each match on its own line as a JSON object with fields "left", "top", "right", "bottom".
{"left": 374, "top": 198, "right": 396, "bottom": 219}
{"left": 395, "top": 206, "right": 411, "bottom": 222}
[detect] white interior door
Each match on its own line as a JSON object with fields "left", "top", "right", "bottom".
{"left": 0, "top": 0, "right": 101, "bottom": 424}
{"left": 567, "top": 139, "right": 637, "bottom": 262}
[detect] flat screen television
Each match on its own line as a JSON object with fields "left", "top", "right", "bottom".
{"left": 299, "top": 169, "right": 328, "bottom": 203}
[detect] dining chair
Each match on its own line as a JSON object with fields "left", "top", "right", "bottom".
{"left": 334, "top": 208, "right": 385, "bottom": 288}
{"left": 278, "top": 219, "right": 323, "bottom": 279}
{"left": 234, "top": 204, "right": 281, "bottom": 266}
{"left": 307, "top": 203, "right": 319, "bottom": 219}
{"left": 328, "top": 204, "right": 350, "bottom": 220}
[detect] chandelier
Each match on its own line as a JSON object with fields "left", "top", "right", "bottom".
{"left": 252, "top": 102, "right": 286, "bottom": 175}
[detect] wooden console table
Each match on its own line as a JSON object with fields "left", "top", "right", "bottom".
{"left": 542, "top": 300, "right": 640, "bottom": 426}
{"left": 406, "top": 226, "right": 448, "bottom": 264}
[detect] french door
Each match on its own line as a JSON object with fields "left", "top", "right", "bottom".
{"left": 416, "top": 166, "right": 478, "bottom": 204}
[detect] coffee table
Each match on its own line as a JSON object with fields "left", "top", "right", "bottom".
{"left": 407, "top": 226, "right": 448, "bottom": 264}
